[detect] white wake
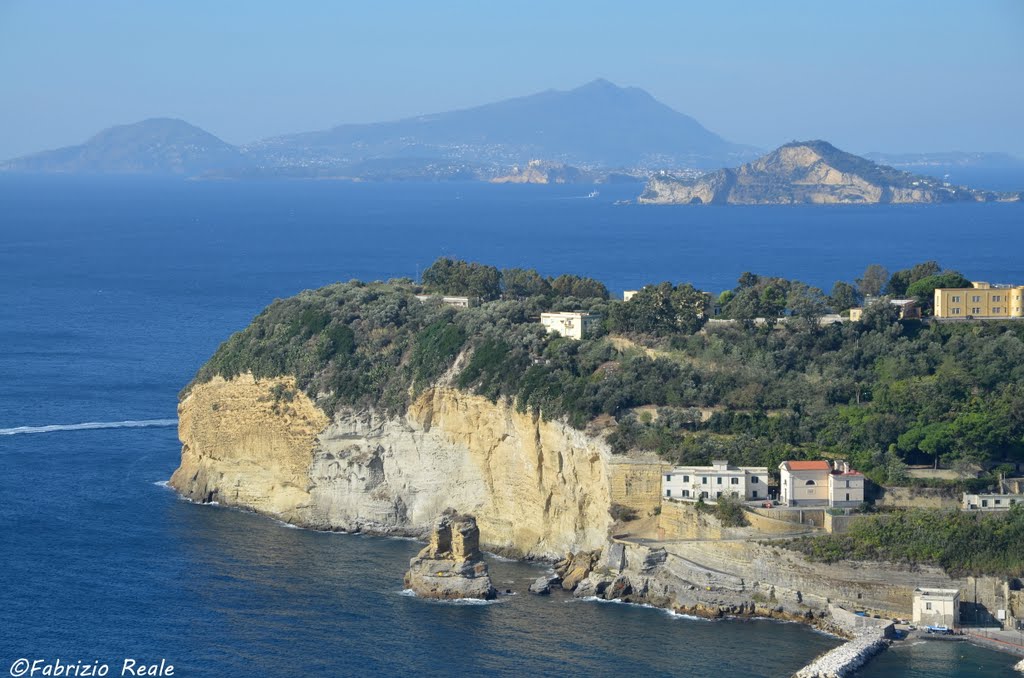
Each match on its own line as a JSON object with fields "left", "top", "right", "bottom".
{"left": 0, "top": 419, "right": 178, "bottom": 436}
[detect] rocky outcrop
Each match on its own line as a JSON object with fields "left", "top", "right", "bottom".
{"left": 793, "top": 629, "right": 890, "bottom": 678}
{"left": 639, "top": 140, "right": 1020, "bottom": 205}
{"left": 1014, "top": 657, "right": 1024, "bottom": 672}
{"left": 528, "top": 573, "right": 562, "bottom": 595}
{"left": 404, "top": 511, "right": 496, "bottom": 600}
{"left": 490, "top": 159, "right": 590, "bottom": 184}
{"left": 170, "top": 374, "right": 614, "bottom": 559}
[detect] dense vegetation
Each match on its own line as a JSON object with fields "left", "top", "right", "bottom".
{"left": 191, "top": 258, "right": 1024, "bottom": 487}
{"left": 785, "top": 507, "right": 1024, "bottom": 577}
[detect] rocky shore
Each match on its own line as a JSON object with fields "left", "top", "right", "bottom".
{"left": 793, "top": 629, "right": 890, "bottom": 678}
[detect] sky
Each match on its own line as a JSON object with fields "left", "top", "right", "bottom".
{"left": 1, "top": 0, "right": 1022, "bottom": 160}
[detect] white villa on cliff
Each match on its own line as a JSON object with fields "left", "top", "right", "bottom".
{"left": 779, "top": 460, "right": 864, "bottom": 508}
{"left": 663, "top": 460, "right": 769, "bottom": 502}
{"left": 540, "top": 311, "right": 600, "bottom": 340}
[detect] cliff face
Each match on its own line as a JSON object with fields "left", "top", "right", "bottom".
{"left": 170, "top": 374, "right": 613, "bottom": 558}
{"left": 639, "top": 140, "right": 1019, "bottom": 205}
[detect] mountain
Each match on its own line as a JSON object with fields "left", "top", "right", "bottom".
{"left": 639, "top": 140, "right": 1022, "bottom": 205}
{"left": 247, "top": 79, "right": 753, "bottom": 171}
{"left": 0, "top": 118, "right": 249, "bottom": 175}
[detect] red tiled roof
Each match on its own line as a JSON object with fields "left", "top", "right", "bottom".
{"left": 783, "top": 460, "right": 832, "bottom": 471}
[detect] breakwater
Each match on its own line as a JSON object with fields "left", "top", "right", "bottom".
{"left": 794, "top": 629, "right": 890, "bottom": 678}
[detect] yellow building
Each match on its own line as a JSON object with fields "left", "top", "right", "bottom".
{"left": 934, "top": 282, "right": 1024, "bottom": 319}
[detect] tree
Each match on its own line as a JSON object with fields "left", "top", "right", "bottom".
{"left": 421, "top": 258, "right": 502, "bottom": 300}
{"left": 787, "top": 282, "right": 830, "bottom": 329}
{"left": 856, "top": 264, "right": 889, "bottom": 298}
{"left": 549, "top": 274, "right": 609, "bottom": 300}
{"left": 610, "top": 282, "right": 708, "bottom": 336}
{"left": 830, "top": 281, "right": 861, "bottom": 313}
{"left": 501, "top": 267, "right": 551, "bottom": 298}
{"left": 906, "top": 272, "right": 972, "bottom": 313}
{"left": 888, "top": 261, "right": 941, "bottom": 297}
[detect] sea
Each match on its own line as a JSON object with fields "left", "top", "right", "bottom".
{"left": 2, "top": 176, "right": 1023, "bottom": 678}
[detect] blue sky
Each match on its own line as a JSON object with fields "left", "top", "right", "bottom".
{"left": 1, "top": 0, "right": 1022, "bottom": 159}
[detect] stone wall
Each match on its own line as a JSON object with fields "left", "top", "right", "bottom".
{"left": 876, "top": 486, "right": 959, "bottom": 509}
{"left": 607, "top": 454, "right": 667, "bottom": 516}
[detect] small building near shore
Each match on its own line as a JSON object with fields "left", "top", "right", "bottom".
{"left": 540, "top": 311, "right": 600, "bottom": 340}
{"left": 663, "top": 460, "right": 769, "bottom": 502}
{"left": 913, "top": 588, "right": 960, "bottom": 628}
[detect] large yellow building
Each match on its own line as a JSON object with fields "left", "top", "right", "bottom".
{"left": 934, "top": 282, "right": 1024, "bottom": 319}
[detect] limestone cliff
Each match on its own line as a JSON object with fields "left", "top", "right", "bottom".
{"left": 170, "top": 373, "right": 614, "bottom": 558}
{"left": 639, "top": 140, "right": 1021, "bottom": 205}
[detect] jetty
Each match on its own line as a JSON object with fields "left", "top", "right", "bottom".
{"left": 793, "top": 628, "right": 890, "bottom": 678}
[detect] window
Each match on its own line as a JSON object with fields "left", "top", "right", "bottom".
{"left": 993, "top": 307, "right": 1001, "bottom": 314}
{"left": 683, "top": 475, "right": 689, "bottom": 483}
{"left": 732, "top": 492, "right": 739, "bottom": 498}
{"left": 982, "top": 499, "right": 989, "bottom": 507}
{"left": 751, "top": 476, "right": 760, "bottom": 484}
{"left": 993, "top": 295, "right": 1002, "bottom": 302}
{"left": 716, "top": 477, "right": 722, "bottom": 485}
{"left": 752, "top": 491, "right": 759, "bottom": 499}
{"left": 702, "top": 477, "right": 708, "bottom": 485}
{"left": 995, "top": 499, "right": 1002, "bottom": 505}
{"left": 972, "top": 307, "right": 981, "bottom": 314}
{"left": 805, "top": 480, "right": 816, "bottom": 486}
{"left": 972, "top": 295, "right": 981, "bottom": 302}
{"left": 952, "top": 308, "right": 962, "bottom": 315}
{"left": 952, "top": 296, "right": 961, "bottom": 302}
{"left": 665, "top": 474, "right": 672, "bottom": 482}
{"left": 730, "top": 477, "right": 739, "bottom": 485}
{"left": 926, "top": 602, "right": 933, "bottom": 611}
{"left": 666, "top": 489, "right": 671, "bottom": 497}
{"left": 701, "top": 491, "right": 708, "bottom": 499}
{"left": 716, "top": 491, "right": 722, "bottom": 499}
{"left": 682, "top": 490, "right": 690, "bottom": 498}
{"left": 846, "top": 493, "right": 850, "bottom": 501}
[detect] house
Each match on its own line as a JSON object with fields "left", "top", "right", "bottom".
{"left": 663, "top": 460, "right": 769, "bottom": 502}
{"left": 934, "top": 282, "right": 1024, "bottom": 319}
{"left": 540, "top": 312, "right": 600, "bottom": 340}
{"left": 913, "top": 588, "right": 960, "bottom": 629}
{"left": 779, "top": 460, "right": 864, "bottom": 508}
{"left": 414, "top": 294, "right": 478, "bottom": 309}
{"left": 962, "top": 492, "right": 1022, "bottom": 511}
{"left": 623, "top": 290, "right": 639, "bottom": 301}
{"left": 849, "top": 297, "right": 921, "bottom": 321}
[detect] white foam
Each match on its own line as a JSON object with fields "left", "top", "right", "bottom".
{"left": 153, "top": 480, "right": 170, "bottom": 488}
{"left": 571, "top": 596, "right": 709, "bottom": 621}
{"left": 397, "top": 589, "right": 505, "bottom": 605}
{"left": 0, "top": 419, "right": 177, "bottom": 436}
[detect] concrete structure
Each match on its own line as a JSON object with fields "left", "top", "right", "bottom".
{"left": 849, "top": 297, "right": 921, "bottom": 321}
{"left": 779, "top": 460, "right": 865, "bottom": 508}
{"left": 663, "top": 460, "right": 769, "bottom": 502}
{"left": 963, "top": 492, "right": 1023, "bottom": 511}
{"left": 623, "top": 290, "right": 639, "bottom": 301}
{"left": 414, "top": 294, "right": 478, "bottom": 309}
{"left": 913, "top": 588, "right": 960, "bottom": 628}
{"left": 934, "top": 282, "right": 1024, "bottom": 319}
{"left": 540, "top": 311, "right": 600, "bottom": 340}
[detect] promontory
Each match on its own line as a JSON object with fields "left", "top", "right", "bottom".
{"left": 639, "top": 140, "right": 1022, "bottom": 205}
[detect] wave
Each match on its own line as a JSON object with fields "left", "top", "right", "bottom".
{"left": 0, "top": 419, "right": 177, "bottom": 436}
{"left": 397, "top": 589, "right": 506, "bottom": 605}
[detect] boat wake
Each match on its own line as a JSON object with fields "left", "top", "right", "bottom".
{"left": 0, "top": 419, "right": 178, "bottom": 436}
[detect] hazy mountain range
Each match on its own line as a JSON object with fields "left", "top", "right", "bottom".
{"left": 2, "top": 79, "right": 1020, "bottom": 185}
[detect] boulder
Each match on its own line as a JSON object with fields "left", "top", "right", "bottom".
{"left": 404, "top": 510, "right": 496, "bottom": 600}
{"left": 556, "top": 550, "right": 599, "bottom": 591}
{"left": 529, "top": 573, "right": 562, "bottom": 595}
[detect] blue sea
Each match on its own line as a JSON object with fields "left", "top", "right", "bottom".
{"left": 2, "top": 177, "right": 1023, "bottom": 677}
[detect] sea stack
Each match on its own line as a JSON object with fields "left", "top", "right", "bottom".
{"left": 404, "top": 510, "right": 497, "bottom": 600}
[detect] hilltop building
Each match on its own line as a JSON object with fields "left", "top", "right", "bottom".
{"left": 414, "top": 294, "right": 478, "bottom": 309}
{"left": 623, "top": 290, "right": 639, "bottom": 301}
{"left": 779, "top": 460, "right": 864, "bottom": 508}
{"left": 934, "top": 282, "right": 1024, "bottom": 319}
{"left": 540, "top": 312, "right": 600, "bottom": 340}
{"left": 849, "top": 297, "right": 921, "bottom": 321}
{"left": 663, "top": 460, "right": 769, "bottom": 502}
{"left": 913, "top": 588, "right": 960, "bottom": 629}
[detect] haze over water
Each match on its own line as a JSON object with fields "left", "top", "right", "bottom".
{"left": 1, "top": 177, "right": 1022, "bottom": 676}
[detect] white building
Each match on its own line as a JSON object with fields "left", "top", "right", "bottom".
{"left": 540, "top": 312, "right": 600, "bottom": 340}
{"left": 962, "top": 493, "right": 1022, "bottom": 511}
{"left": 913, "top": 588, "right": 960, "bottom": 629}
{"left": 779, "top": 460, "right": 864, "bottom": 508}
{"left": 414, "top": 294, "right": 478, "bottom": 309}
{"left": 623, "top": 290, "right": 639, "bottom": 301}
{"left": 663, "top": 460, "right": 769, "bottom": 502}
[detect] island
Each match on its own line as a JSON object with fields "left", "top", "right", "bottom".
{"left": 638, "top": 140, "right": 1023, "bottom": 204}
{"left": 169, "top": 257, "right": 1024, "bottom": 668}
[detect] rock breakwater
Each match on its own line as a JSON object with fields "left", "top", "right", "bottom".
{"left": 793, "top": 629, "right": 890, "bottom": 678}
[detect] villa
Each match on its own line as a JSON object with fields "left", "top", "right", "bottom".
{"left": 540, "top": 311, "right": 601, "bottom": 340}
{"left": 934, "top": 281, "right": 1024, "bottom": 319}
{"left": 779, "top": 460, "right": 865, "bottom": 508}
{"left": 663, "top": 460, "right": 769, "bottom": 502}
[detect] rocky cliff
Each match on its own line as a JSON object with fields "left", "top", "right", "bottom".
{"left": 170, "top": 373, "right": 613, "bottom": 558}
{"left": 639, "top": 140, "right": 1021, "bottom": 205}
{"left": 404, "top": 510, "right": 496, "bottom": 600}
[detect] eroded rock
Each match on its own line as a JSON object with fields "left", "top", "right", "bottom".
{"left": 404, "top": 510, "right": 496, "bottom": 600}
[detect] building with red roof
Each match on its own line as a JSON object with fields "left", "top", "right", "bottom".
{"left": 779, "top": 460, "right": 864, "bottom": 507}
